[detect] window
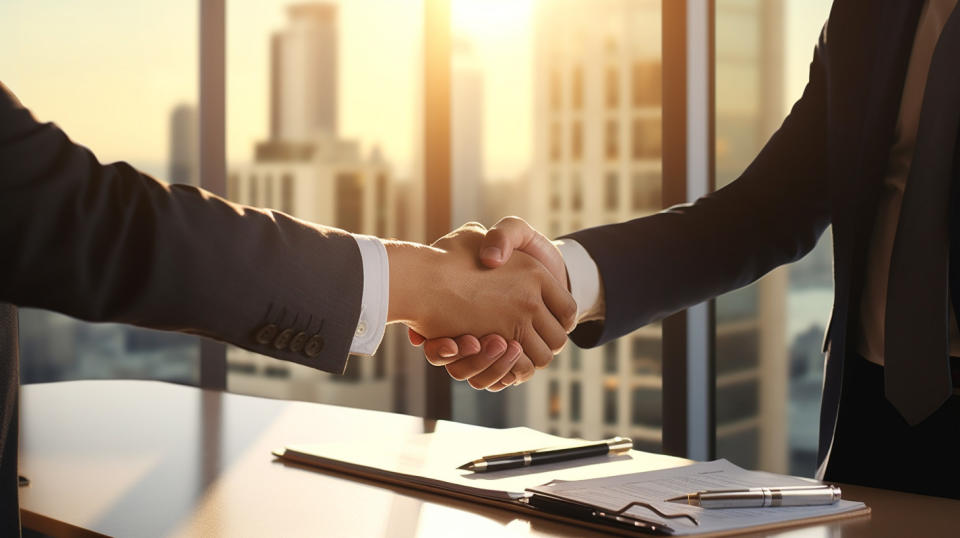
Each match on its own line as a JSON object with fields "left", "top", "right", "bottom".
{"left": 7, "top": 0, "right": 202, "bottom": 387}
{"left": 605, "top": 120, "right": 619, "bottom": 160}
{"left": 605, "top": 172, "right": 619, "bottom": 211}
{"left": 572, "top": 64, "right": 583, "bottom": 109}
{"left": 550, "top": 67, "right": 562, "bottom": 110}
{"left": 605, "top": 66, "right": 619, "bottom": 109}
{"left": 375, "top": 173, "right": 388, "bottom": 237}
{"left": 631, "top": 336, "right": 661, "bottom": 375}
{"left": 335, "top": 173, "right": 363, "bottom": 233}
{"left": 571, "top": 172, "right": 583, "bottom": 211}
{"left": 550, "top": 122, "right": 562, "bottom": 161}
{"left": 569, "top": 344, "right": 582, "bottom": 371}
{"left": 631, "top": 171, "right": 661, "bottom": 211}
{"left": 570, "top": 381, "right": 582, "bottom": 422}
{"left": 632, "top": 117, "right": 662, "bottom": 160}
{"left": 632, "top": 60, "right": 662, "bottom": 107}
{"left": 713, "top": 0, "right": 835, "bottom": 477}
{"left": 603, "top": 386, "right": 618, "bottom": 424}
{"left": 604, "top": 339, "right": 619, "bottom": 373}
{"left": 248, "top": 174, "right": 258, "bottom": 206}
{"left": 631, "top": 387, "right": 662, "bottom": 426}
{"left": 571, "top": 121, "right": 583, "bottom": 161}
{"left": 264, "top": 174, "right": 274, "bottom": 208}
{"left": 550, "top": 173, "right": 561, "bottom": 210}
{"left": 226, "top": 0, "right": 422, "bottom": 413}
{"left": 281, "top": 173, "right": 294, "bottom": 214}
{"left": 549, "top": 379, "right": 561, "bottom": 419}
{"left": 228, "top": 173, "right": 240, "bottom": 201}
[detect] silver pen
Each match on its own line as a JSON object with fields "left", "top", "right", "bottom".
{"left": 666, "top": 485, "right": 842, "bottom": 508}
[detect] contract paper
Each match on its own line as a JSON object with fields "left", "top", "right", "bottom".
{"left": 527, "top": 458, "right": 867, "bottom": 535}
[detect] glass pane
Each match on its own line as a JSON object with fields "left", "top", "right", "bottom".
{"left": 2, "top": 1, "right": 200, "bottom": 385}
{"left": 714, "top": 0, "right": 833, "bottom": 476}
{"left": 450, "top": 0, "right": 664, "bottom": 452}
{"left": 225, "top": 1, "right": 425, "bottom": 412}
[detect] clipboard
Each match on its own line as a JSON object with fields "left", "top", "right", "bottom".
{"left": 273, "top": 425, "right": 869, "bottom": 536}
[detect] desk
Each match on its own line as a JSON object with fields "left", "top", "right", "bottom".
{"left": 18, "top": 381, "right": 960, "bottom": 537}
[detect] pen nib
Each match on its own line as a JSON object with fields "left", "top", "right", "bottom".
{"left": 457, "top": 462, "right": 475, "bottom": 471}
{"left": 665, "top": 495, "right": 689, "bottom": 504}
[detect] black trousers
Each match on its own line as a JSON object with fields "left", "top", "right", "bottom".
{"left": 824, "top": 353, "right": 960, "bottom": 499}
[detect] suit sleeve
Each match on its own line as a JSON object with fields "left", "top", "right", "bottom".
{"left": 565, "top": 29, "right": 832, "bottom": 348}
{"left": 0, "top": 82, "right": 362, "bottom": 374}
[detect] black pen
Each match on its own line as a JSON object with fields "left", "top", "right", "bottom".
{"left": 457, "top": 437, "right": 633, "bottom": 473}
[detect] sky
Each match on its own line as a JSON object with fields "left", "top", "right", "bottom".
{"left": 0, "top": 0, "right": 832, "bottom": 181}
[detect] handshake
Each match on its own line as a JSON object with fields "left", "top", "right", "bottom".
{"left": 384, "top": 217, "right": 577, "bottom": 392}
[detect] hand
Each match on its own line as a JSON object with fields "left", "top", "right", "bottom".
{"left": 387, "top": 222, "right": 576, "bottom": 382}
{"left": 411, "top": 217, "right": 570, "bottom": 390}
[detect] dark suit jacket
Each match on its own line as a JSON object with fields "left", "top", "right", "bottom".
{"left": 0, "top": 82, "right": 365, "bottom": 532}
{"left": 567, "top": 0, "right": 929, "bottom": 477}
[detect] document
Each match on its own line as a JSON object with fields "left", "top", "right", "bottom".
{"left": 527, "top": 459, "right": 867, "bottom": 535}
{"left": 278, "top": 423, "right": 691, "bottom": 502}
{"left": 276, "top": 424, "right": 868, "bottom": 535}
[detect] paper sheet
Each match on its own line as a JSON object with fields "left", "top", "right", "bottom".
{"left": 281, "top": 423, "right": 690, "bottom": 502}
{"left": 528, "top": 458, "right": 866, "bottom": 535}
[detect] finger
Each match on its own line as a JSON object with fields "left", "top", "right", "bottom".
{"left": 519, "top": 330, "right": 554, "bottom": 370}
{"left": 408, "top": 328, "right": 425, "bottom": 346}
{"left": 485, "top": 343, "right": 522, "bottom": 392}
{"left": 480, "top": 216, "right": 536, "bottom": 268}
{"left": 467, "top": 343, "right": 523, "bottom": 390}
{"left": 540, "top": 272, "right": 578, "bottom": 333}
{"left": 423, "top": 337, "right": 462, "bottom": 366}
{"left": 454, "top": 335, "right": 482, "bottom": 357}
{"left": 444, "top": 335, "right": 509, "bottom": 381}
{"left": 533, "top": 309, "right": 569, "bottom": 355}
{"left": 509, "top": 351, "right": 536, "bottom": 384}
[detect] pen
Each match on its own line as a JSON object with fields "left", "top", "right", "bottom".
{"left": 666, "top": 485, "right": 842, "bottom": 508}
{"left": 457, "top": 437, "right": 633, "bottom": 473}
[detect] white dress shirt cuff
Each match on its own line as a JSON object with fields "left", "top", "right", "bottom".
{"left": 556, "top": 239, "right": 604, "bottom": 322}
{"left": 350, "top": 234, "right": 389, "bottom": 356}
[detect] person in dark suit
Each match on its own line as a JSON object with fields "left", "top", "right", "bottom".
{"left": 0, "top": 81, "right": 577, "bottom": 533}
{"left": 419, "top": 0, "right": 960, "bottom": 499}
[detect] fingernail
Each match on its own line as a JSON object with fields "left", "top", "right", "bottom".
{"left": 500, "top": 373, "right": 516, "bottom": 385}
{"left": 439, "top": 348, "right": 456, "bottom": 358}
{"left": 481, "top": 247, "right": 502, "bottom": 262}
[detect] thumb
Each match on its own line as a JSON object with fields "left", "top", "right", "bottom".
{"left": 480, "top": 217, "right": 567, "bottom": 288}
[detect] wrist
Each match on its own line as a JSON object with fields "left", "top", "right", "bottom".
{"left": 384, "top": 240, "right": 442, "bottom": 324}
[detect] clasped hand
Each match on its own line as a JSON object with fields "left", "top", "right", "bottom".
{"left": 389, "top": 218, "right": 570, "bottom": 392}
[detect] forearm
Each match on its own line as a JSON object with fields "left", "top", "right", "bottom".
{"left": 0, "top": 89, "right": 363, "bottom": 373}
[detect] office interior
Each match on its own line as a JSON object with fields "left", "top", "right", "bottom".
{"left": 7, "top": 0, "right": 923, "bottom": 536}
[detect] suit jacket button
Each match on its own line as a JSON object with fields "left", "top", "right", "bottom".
{"left": 273, "top": 328, "right": 295, "bottom": 350}
{"left": 289, "top": 331, "right": 308, "bottom": 353}
{"left": 255, "top": 324, "right": 279, "bottom": 345}
{"left": 304, "top": 335, "right": 325, "bottom": 358}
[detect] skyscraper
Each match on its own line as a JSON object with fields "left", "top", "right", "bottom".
{"left": 168, "top": 104, "right": 198, "bottom": 186}
{"left": 451, "top": 38, "right": 485, "bottom": 226}
{"left": 270, "top": 2, "right": 338, "bottom": 141}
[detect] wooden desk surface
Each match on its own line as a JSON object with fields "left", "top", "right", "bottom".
{"left": 18, "top": 380, "right": 960, "bottom": 537}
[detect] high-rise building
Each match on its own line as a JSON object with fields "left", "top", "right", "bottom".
{"left": 505, "top": 0, "right": 788, "bottom": 467}
{"left": 451, "top": 38, "right": 485, "bottom": 226}
{"left": 168, "top": 104, "right": 198, "bottom": 186}
{"left": 270, "top": 3, "right": 338, "bottom": 141}
{"left": 523, "top": 0, "right": 665, "bottom": 450}
{"left": 224, "top": 2, "right": 415, "bottom": 411}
